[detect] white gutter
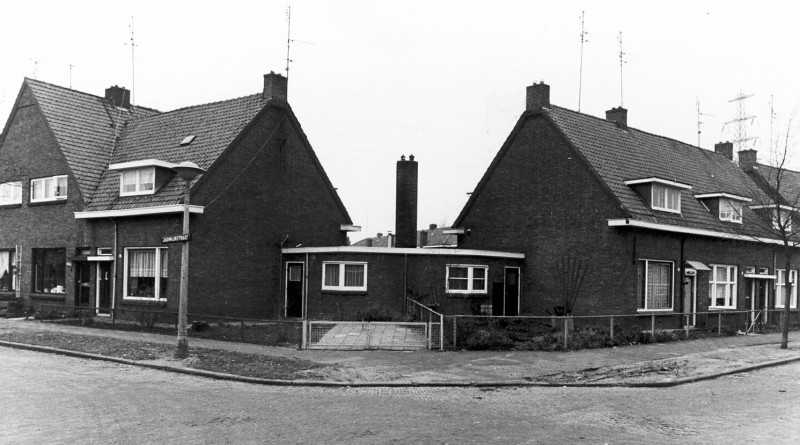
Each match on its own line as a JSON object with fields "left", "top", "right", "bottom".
{"left": 75, "top": 205, "right": 205, "bottom": 219}
{"left": 607, "top": 218, "right": 796, "bottom": 246}
{"left": 282, "top": 246, "right": 525, "bottom": 259}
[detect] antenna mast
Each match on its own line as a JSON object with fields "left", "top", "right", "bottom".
{"left": 726, "top": 91, "right": 756, "bottom": 154}
{"left": 578, "top": 11, "right": 587, "bottom": 112}
{"left": 618, "top": 31, "right": 625, "bottom": 107}
{"left": 128, "top": 16, "right": 137, "bottom": 104}
{"left": 769, "top": 94, "right": 776, "bottom": 164}
{"left": 286, "top": 6, "right": 292, "bottom": 80}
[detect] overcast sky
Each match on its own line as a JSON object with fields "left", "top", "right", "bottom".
{"left": 2, "top": 1, "right": 799, "bottom": 241}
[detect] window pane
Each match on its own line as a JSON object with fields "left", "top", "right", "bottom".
{"left": 159, "top": 250, "right": 168, "bottom": 298}
{"left": 324, "top": 264, "right": 340, "bottom": 287}
{"left": 31, "top": 180, "right": 43, "bottom": 200}
{"left": 140, "top": 169, "right": 155, "bottom": 191}
{"left": 652, "top": 185, "right": 665, "bottom": 208}
{"left": 288, "top": 266, "right": 302, "bottom": 282}
{"left": 344, "top": 264, "right": 364, "bottom": 287}
{"left": 55, "top": 176, "right": 67, "bottom": 197}
{"left": 0, "top": 250, "right": 13, "bottom": 291}
{"left": 646, "top": 262, "right": 671, "bottom": 309}
{"left": 448, "top": 267, "right": 468, "bottom": 278}
{"left": 32, "top": 248, "right": 65, "bottom": 293}
{"left": 716, "top": 267, "right": 727, "bottom": 282}
{"left": 666, "top": 188, "right": 680, "bottom": 210}
{"left": 128, "top": 250, "right": 156, "bottom": 297}
{"left": 122, "top": 171, "right": 137, "bottom": 193}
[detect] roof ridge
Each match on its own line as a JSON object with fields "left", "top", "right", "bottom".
{"left": 24, "top": 77, "right": 160, "bottom": 114}
{"left": 153, "top": 92, "right": 266, "bottom": 117}
{"left": 548, "top": 104, "right": 734, "bottom": 163}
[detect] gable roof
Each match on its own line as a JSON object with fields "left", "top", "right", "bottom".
{"left": 21, "top": 79, "right": 159, "bottom": 201}
{"left": 748, "top": 163, "right": 800, "bottom": 208}
{"left": 455, "top": 102, "right": 776, "bottom": 240}
{"left": 85, "top": 92, "right": 268, "bottom": 211}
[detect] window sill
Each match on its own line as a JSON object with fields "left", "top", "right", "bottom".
{"left": 321, "top": 290, "right": 368, "bottom": 296}
{"left": 446, "top": 292, "right": 488, "bottom": 298}
{"left": 708, "top": 307, "right": 737, "bottom": 311}
{"left": 0, "top": 203, "right": 22, "bottom": 209}
{"left": 122, "top": 299, "right": 167, "bottom": 307}
{"left": 30, "top": 293, "right": 66, "bottom": 300}
{"left": 636, "top": 309, "right": 674, "bottom": 313}
{"left": 29, "top": 199, "right": 68, "bottom": 207}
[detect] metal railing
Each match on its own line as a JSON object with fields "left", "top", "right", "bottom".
{"left": 406, "top": 298, "right": 444, "bottom": 350}
{"left": 450, "top": 309, "right": 800, "bottom": 350}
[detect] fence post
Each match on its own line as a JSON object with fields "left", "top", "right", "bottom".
{"left": 439, "top": 313, "right": 444, "bottom": 351}
{"left": 685, "top": 314, "right": 690, "bottom": 339}
{"left": 240, "top": 320, "right": 245, "bottom": 342}
{"left": 453, "top": 316, "right": 458, "bottom": 350}
{"left": 609, "top": 315, "right": 614, "bottom": 343}
{"left": 717, "top": 312, "right": 722, "bottom": 336}
{"left": 301, "top": 320, "right": 308, "bottom": 349}
{"left": 651, "top": 314, "right": 656, "bottom": 342}
{"left": 563, "top": 317, "right": 568, "bottom": 349}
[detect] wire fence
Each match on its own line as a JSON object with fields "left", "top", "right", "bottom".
{"left": 37, "top": 304, "right": 302, "bottom": 347}
{"left": 449, "top": 309, "right": 800, "bottom": 351}
{"left": 304, "top": 320, "right": 430, "bottom": 350}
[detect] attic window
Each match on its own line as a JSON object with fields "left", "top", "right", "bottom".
{"left": 719, "top": 199, "right": 743, "bottom": 223}
{"left": 624, "top": 178, "right": 692, "bottom": 214}
{"left": 120, "top": 168, "right": 155, "bottom": 196}
{"left": 180, "top": 135, "right": 196, "bottom": 146}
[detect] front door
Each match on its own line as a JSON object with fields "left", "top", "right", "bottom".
{"left": 750, "top": 279, "right": 769, "bottom": 326}
{"left": 96, "top": 262, "right": 112, "bottom": 315}
{"left": 504, "top": 267, "right": 520, "bottom": 316}
{"left": 75, "top": 262, "right": 91, "bottom": 306}
{"left": 285, "top": 262, "right": 304, "bottom": 318}
{"left": 682, "top": 275, "right": 696, "bottom": 327}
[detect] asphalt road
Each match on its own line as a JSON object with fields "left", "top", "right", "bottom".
{"left": 1, "top": 347, "right": 799, "bottom": 444}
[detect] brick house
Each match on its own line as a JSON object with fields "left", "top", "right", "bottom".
{"left": 452, "top": 82, "right": 798, "bottom": 328}
{"left": 282, "top": 155, "right": 524, "bottom": 320}
{"left": 0, "top": 73, "right": 353, "bottom": 318}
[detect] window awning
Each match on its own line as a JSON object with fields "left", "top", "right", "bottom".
{"left": 743, "top": 273, "right": 776, "bottom": 280}
{"left": 686, "top": 260, "right": 711, "bottom": 271}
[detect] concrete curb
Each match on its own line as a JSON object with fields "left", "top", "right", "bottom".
{"left": 3, "top": 339, "right": 800, "bottom": 388}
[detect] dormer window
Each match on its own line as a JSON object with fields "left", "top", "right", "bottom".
{"left": 652, "top": 184, "right": 681, "bottom": 213}
{"left": 773, "top": 208, "right": 793, "bottom": 232}
{"left": 624, "top": 178, "right": 692, "bottom": 214}
{"left": 719, "top": 199, "right": 743, "bottom": 223}
{"left": 121, "top": 168, "right": 155, "bottom": 196}
{"left": 695, "top": 193, "right": 751, "bottom": 224}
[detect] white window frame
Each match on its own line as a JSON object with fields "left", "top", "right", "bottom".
{"left": 710, "top": 265, "right": 737, "bottom": 309}
{"left": 123, "top": 247, "right": 168, "bottom": 301}
{"left": 0, "top": 181, "right": 22, "bottom": 205}
{"left": 772, "top": 208, "right": 793, "bottom": 232}
{"left": 321, "top": 261, "right": 367, "bottom": 292}
{"left": 30, "top": 175, "right": 68, "bottom": 203}
{"left": 446, "top": 264, "right": 488, "bottom": 295}
{"left": 120, "top": 168, "right": 156, "bottom": 196}
{"left": 719, "top": 199, "right": 743, "bottom": 223}
{"left": 638, "top": 259, "right": 674, "bottom": 312}
{"left": 651, "top": 184, "right": 681, "bottom": 213}
{"left": 776, "top": 269, "right": 798, "bottom": 309}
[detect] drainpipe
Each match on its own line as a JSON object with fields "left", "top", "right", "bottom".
{"left": 680, "top": 236, "right": 686, "bottom": 314}
{"left": 112, "top": 219, "right": 118, "bottom": 320}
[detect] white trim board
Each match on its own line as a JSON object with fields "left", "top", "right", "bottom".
{"left": 282, "top": 246, "right": 524, "bottom": 259}
{"left": 75, "top": 205, "right": 205, "bottom": 219}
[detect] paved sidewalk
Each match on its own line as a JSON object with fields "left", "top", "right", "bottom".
{"left": 1, "top": 318, "right": 799, "bottom": 386}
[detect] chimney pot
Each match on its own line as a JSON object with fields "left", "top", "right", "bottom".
{"left": 526, "top": 82, "right": 550, "bottom": 110}
{"left": 263, "top": 72, "right": 288, "bottom": 101}
{"left": 429, "top": 223, "right": 437, "bottom": 230}
{"left": 714, "top": 141, "right": 734, "bottom": 161}
{"left": 605, "top": 107, "right": 628, "bottom": 128}
{"left": 105, "top": 85, "right": 131, "bottom": 109}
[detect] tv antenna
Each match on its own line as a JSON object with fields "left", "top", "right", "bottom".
{"left": 125, "top": 16, "right": 137, "bottom": 104}
{"left": 725, "top": 91, "right": 756, "bottom": 153}
{"left": 696, "top": 99, "right": 714, "bottom": 148}
{"left": 30, "top": 59, "right": 39, "bottom": 79}
{"left": 286, "top": 6, "right": 292, "bottom": 80}
{"left": 577, "top": 11, "right": 588, "bottom": 112}
{"left": 618, "top": 31, "right": 626, "bottom": 107}
{"left": 769, "top": 95, "right": 776, "bottom": 164}
{"left": 69, "top": 64, "right": 74, "bottom": 89}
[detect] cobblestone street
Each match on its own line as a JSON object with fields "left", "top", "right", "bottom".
{"left": 2, "top": 347, "right": 799, "bottom": 444}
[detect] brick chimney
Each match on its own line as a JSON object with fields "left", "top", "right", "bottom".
{"left": 605, "top": 107, "right": 628, "bottom": 129}
{"left": 714, "top": 141, "right": 734, "bottom": 161}
{"left": 263, "top": 71, "right": 288, "bottom": 101}
{"left": 738, "top": 149, "right": 758, "bottom": 172}
{"left": 526, "top": 82, "right": 550, "bottom": 110}
{"left": 105, "top": 85, "right": 131, "bottom": 109}
{"left": 416, "top": 230, "right": 428, "bottom": 248}
{"left": 395, "top": 154, "right": 418, "bottom": 248}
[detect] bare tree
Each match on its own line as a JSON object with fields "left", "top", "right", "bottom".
{"left": 743, "top": 117, "right": 800, "bottom": 349}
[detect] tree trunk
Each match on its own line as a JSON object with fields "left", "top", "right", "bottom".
{"left": 781, "top": 256, "right": 792, "bottom": 349}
